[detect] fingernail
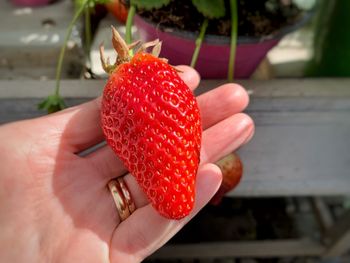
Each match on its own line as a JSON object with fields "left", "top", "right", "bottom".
{"left": 243, "top": 125, "right": 255, "bottom": 144}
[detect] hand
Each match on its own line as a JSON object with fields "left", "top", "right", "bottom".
{"left": 0, "top": 66, "right": 254, "bottom": 263}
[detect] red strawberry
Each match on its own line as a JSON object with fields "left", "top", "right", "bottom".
{"left": 100, "top": 27, "right": 202, "bottom": 219}
{"left": 106, "top": 0, "right": 128, "bottom": 23}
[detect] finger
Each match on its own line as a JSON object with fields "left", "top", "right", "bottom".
{"left": 86, "top": 83, "right": 249, "bottom": 181}
{"left": 53, "top": 66, "right": 201, "bottom": 153}
{"left": 87, "top": 146, "right": 127, "bottom": 180}
{"left": 109, "top": 163, "right": 222, "bottom": 263}
{"left": 175, "top": 65, "right": 201, "bottom": 90}
{"left": 201, "top": 113, "right": 254, "bottom": 164}
{"left": 198, "top": 83, "right": 249, "bottom": 129}
{"left": 96, "top": 171, "right": 149, "bottom": 228}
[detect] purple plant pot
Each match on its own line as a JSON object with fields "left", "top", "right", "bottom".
{"left": 12, "top": 0, "right": 51, "bottom": 7}
{"left": 134, "top": 14, "right": 311, "bottom": 79}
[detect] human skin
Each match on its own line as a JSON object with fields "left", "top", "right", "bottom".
{"left": 0, "top": 66, "right": 254, "bottom": 263}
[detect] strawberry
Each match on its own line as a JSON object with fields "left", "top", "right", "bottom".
{"left": 106, "top": 0, "right": 128, "bottom": 23}
{"left": 100, "top": 27, "right": 202, "bottom": 219}
{"left": 210, "top": 153, "right": 243, "bottom": 205}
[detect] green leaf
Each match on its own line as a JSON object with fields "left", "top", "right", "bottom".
{"left": 38, "top": 95, "right": 66, "bottom": 114}
{"left": 131, "top": 0, "right": 171, "bottom": 10}
{"left": 192, "top": 0, "right": 226, "bottom": 19}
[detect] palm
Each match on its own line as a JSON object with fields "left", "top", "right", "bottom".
{"left": 0, "top": 125, "right": 115, "bottom": 262}
{"left": 0, "top": 66, "right": 253, "bottom": 263}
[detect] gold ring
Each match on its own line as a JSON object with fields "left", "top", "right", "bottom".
{"left": 117, "top": 177, "right": 136, "bottom": 214}
{"left": 108, "top": 177, "right": 135, "bottom": 221}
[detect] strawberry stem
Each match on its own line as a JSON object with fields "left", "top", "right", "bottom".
{"left": 54, "top": 1, "right": 88, "bottom": 96}
{"left": 190, "top": 18, "right": 208, "bottom": 68}
{"left": 39, "top": 0, "right": 88, "bottom": 113}
{"left": 228, "top": 0, "right": 238, "bottom": 82}
{"left": 126, "top": 4, "right": 136, "bottom": 49}
{"left": 84, "top": 6, "right": 92, "bottom": 64}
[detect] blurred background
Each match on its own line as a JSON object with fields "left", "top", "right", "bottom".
{"left": 1, "top": 0, "right": 350, "bottom": 262}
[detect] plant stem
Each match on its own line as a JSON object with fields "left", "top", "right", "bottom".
{"left": 126, "top": 4, "right": 136, "bottom": 51}
{"left": 84, "top": 6, "right": 92, "bottom": 63}
{"left": 54, "top": 0, "right": 87, "bottom": 96}
{"left": 228, "top": 0, "right": 238, "bottom": 82}
{"left": 190, "top": 18, "right": 208, "bottom": 68}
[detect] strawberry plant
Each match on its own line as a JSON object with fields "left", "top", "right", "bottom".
{"left": 38, "top": 0, "right": 110, "bottom": 113}
{"left": 127, "top": 0, "right": 238, "bottom": 81}
{"left": 100, "top": 27, "right": 202, "bottom": 219}
{"left": 127, "top": 0, "right": 315, "bottom": 80}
